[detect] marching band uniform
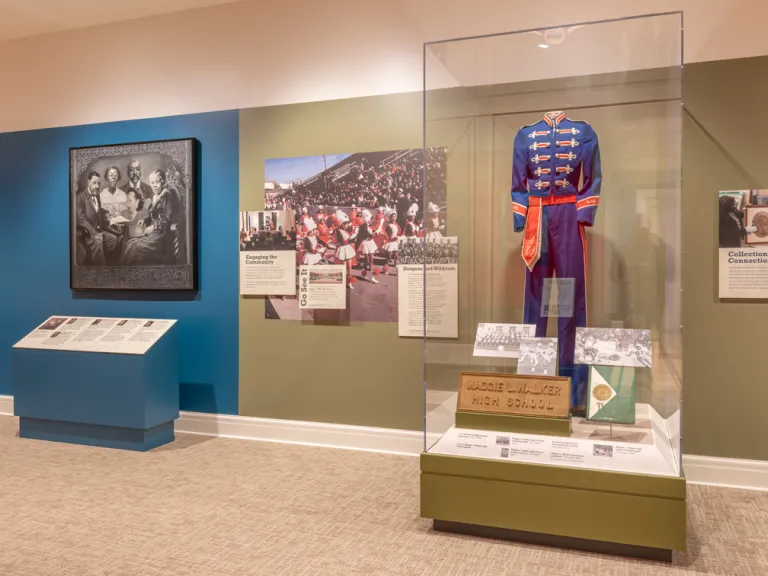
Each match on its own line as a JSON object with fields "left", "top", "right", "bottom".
{"left": 425, "top": 202, "right": 442, "bottom": 239}
{"left": 302, "top": 234, "right": 322, "bottom": 265}
{"left": 316, "top": 218, "right": 331, "bottom": 246}
{"left": 326, "top": 209, "right": 341, "bottom": 230}
{"left": 350, "top": 206, "right": 364, "bottom": 228}
{"left": 357, "top": 210, "right": 378, "bottom": 256}
{"left": 333, "top": 210, "right": 357, "bottom": 289}
{"left": 333, "top": 212, "right": 357, "bottom": 263}
{"left": 356, "top": 209, "right": 379, "bottom": 283}
{"left": 385, "top": 221, "right": 401, "bottom": 253}
{"left": 382, "top": 217, "right": 400, "bottom": 274}
{"left": 511, "top": 111, "right": 602, "bottom": 408}
{"left": 300, "top": 216, "right": 316, "bottom": 235}
{"left": 404, "top": 218, "right": 417, "bottom": 237}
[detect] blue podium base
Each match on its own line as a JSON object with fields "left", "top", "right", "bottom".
{"left": 13, "top": 323, "right": 179, "bottom": 452}
{"left": 19, "top": 417, "right": 175, "bottom": 452}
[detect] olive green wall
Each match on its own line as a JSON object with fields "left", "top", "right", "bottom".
{"left": 682, "top": 56, "right": 768, "bottom": 461}
{"left": 239, "top": 56, "right": 768, "bottom": 461}
{"left": 239, "top": 94, "right": 424, "bottom": 430}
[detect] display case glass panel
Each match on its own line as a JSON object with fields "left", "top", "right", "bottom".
{"left": 423, "top": 13, "right": 683, "bottom": 478}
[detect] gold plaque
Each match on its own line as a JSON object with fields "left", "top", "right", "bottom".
{"left": 457, "top": 372, "right": 571, "bottom": 419}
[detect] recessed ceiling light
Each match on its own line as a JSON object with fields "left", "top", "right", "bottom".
{"left": 538, "top": 43, "right": 549, "bottom": 49}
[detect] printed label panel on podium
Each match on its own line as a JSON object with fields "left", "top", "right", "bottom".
{"left": 13, "top": 316, "right": 176, "bottom": 355}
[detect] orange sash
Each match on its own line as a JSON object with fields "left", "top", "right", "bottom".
{"left": 521, "top": 194, "right": 577, "bottom": 271}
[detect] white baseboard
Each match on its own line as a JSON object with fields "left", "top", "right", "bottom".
{"left": 0, "top": 394, "right": 12, "bottom": 416}
{"left": 177, "top": 410, "right": 424, "bottom": 456}
{"left": 682, "top": 454, "right": 768, "bottom": 492}
{"left": 3, "top": 394, "right": 767, "bottom": 490}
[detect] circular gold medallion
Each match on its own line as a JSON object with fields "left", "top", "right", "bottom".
{"left": 593, "top": 384, "right": 612, "bottom": 402}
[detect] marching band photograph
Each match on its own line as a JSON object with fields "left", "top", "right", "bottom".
{"left": 472, "top": 323, "right": 536, "bottom": 358}
{"left": 263, "top": 147, "right": 447, "bottom": 322}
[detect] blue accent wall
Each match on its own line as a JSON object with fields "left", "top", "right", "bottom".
{"left": 0, "top": 111, "right": 239, "bottom": 414}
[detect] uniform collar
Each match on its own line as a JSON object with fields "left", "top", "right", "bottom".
{"left": 543, "top": 111, "right": 566, "bottom": 126}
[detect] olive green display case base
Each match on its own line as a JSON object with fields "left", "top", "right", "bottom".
{"left": 420, "top": 453, "right": 686, "bottom": 558}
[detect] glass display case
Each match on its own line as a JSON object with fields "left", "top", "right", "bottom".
{"left": 420, "top": 12, "right": 685, "bottom": 555}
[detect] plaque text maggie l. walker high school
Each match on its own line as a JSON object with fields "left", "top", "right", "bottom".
{"left": 457, "top": 372, "right": 571, "bottom": 419}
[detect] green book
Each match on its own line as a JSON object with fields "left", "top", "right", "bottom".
{"left": 586, "top": 365, "right": 636, "bottom": 425}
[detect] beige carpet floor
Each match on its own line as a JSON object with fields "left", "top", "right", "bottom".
{"left": 1, "top": 415, "right": 767, "bottom": 576}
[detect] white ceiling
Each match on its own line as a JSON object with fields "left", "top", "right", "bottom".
{"left": 0, "top": 0, "right": 241, "bottom": 41}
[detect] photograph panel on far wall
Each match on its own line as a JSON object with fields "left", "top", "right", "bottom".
{"left": 717, "top": 189, "right": 768, "bottom": 299}
{"left": 263, "top": 146, "right": 447, "bottom": 322}
{"left": 70, "top": 138, "right": 198, "bottom": 290}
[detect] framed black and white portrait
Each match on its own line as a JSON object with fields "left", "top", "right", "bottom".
{"left": 70, "top": 138, "right": 198, "bottom": 290}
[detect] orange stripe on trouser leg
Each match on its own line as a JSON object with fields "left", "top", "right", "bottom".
{"left": 580, "top": 223, "right": 588, "bottom": 320}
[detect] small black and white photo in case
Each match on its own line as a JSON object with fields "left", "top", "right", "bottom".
{"left": 473, "top": 323, "right": 536, "bottom": 358}
{"left": 495, "top": 436, "right": 510, "bottom": 446}
{"left": 500, "top": 448, "right": 510, "bottom": 458}
{"left": 518, "top": 338, "right": 558, "bottom": 376}
{"left": 70, "top": 138, "right": 198, "bottom": 290}
{"left": 593, "top": 444, "right": 614, "bottom": 457}
{"left": 575, "top": 328, "right": 652, "bottom": 368}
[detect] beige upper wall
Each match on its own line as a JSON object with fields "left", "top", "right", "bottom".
{"left": 0, "top": 0, "right": 767, "bottom": 132}
{"left": 0, "top": 0, "right": 239, "bottom": 41}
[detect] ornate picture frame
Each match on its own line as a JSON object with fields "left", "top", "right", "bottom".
{"left": 69, "top": 138, "right": 198, "bottom": 291}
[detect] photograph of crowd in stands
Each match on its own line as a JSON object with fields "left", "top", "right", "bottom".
{"left": 263, "top": 147, "right": 447, "bottom": 322}
{"left": 239, "top": 211, "right": 297, "bottom": 252}
{"left": 70, "top": 139, "right": 197, "bottom": 290}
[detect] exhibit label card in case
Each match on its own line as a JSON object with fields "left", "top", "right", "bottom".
{"left": 457, "top": 372, "right": 571, "bottom": 419}
{"left": 586, "top": 366, "right": 636, "bottom": 425}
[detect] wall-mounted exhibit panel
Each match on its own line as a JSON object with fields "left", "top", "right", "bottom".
{"left": 238, "top": 95, "right": 428, "bottom": 430}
